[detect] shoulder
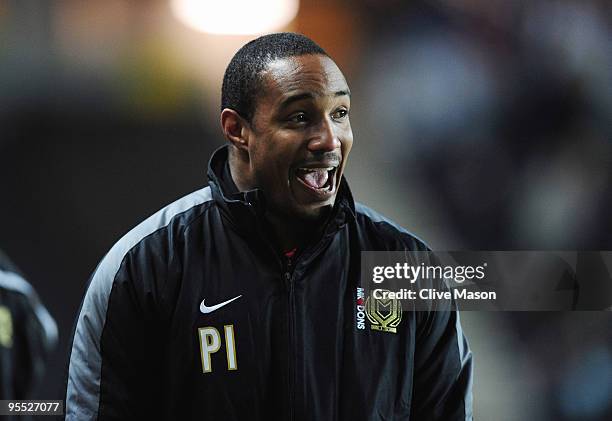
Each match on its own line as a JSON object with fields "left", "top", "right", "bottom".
{"left": 354, "top": 202, "right": 431, "bottom": 251}
{"left": 0, "top": 267, "right": 34, "bottom": 297}
{"left": 87, "top": 186, "right": 215, "bottom": 300}
{"left": 110, "top": 185, "right": 213, "bottom": 257}
{"left": 121, "top": 185, "right": 214, "bottom": 246}
{"left": 0, "top": 265, "right": 58, "bottom": 348}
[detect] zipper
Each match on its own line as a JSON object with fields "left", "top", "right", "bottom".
{"left": 281, "top": 238, "right": 337, "bottom": 421}
{"left": 284, "top": 254, "right": 296, "bottom": 421}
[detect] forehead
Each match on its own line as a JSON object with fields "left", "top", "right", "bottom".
{"left": 258, "top": 55, "right": 349, "bottom": 107}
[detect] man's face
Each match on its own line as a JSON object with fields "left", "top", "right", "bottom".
{"left": 246, "top": 54, "right": 353, "bottom": 220}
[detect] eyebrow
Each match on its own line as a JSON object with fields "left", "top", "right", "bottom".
{"left": 279, "top": 89, "right": 351, "bottom": 109}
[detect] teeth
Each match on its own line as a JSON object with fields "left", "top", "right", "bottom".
{"left": 298, "top": 167, "right": 334, "bottom": 172}
{"left": 295, "top": 166, "right": 335, "bottom": 190}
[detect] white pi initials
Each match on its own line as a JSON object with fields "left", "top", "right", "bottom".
{"left": 198, "top": 325, "right": 238, "bottom": 373}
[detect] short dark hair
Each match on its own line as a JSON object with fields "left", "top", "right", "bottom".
{"left": 221, "top": 32, "right": 328, "bottom": 123}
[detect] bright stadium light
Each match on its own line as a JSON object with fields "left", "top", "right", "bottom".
{"left": 170, "top": 0, "right": 300, "bottom": 35}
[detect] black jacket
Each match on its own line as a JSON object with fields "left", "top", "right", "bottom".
{"left": 66, "top": 146, "right": 473, "bottom": 420}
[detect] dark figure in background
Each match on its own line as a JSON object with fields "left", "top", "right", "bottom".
{"left": 65, "top": 33, "right": 473, "bottom": 420}
{"left": 0, "top": 250, "right": 57, "bottom": 400}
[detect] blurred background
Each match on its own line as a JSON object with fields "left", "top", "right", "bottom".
{"left": 0, "top": 0, "right": 611, "bottom": 419}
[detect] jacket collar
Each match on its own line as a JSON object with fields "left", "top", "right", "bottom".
{"left": 207, "top": 145, "right": 356, "bottom": 237}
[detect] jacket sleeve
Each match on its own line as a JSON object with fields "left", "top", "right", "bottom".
{"left": 410, "top": 302, "right": 473, "bottom": 420}
{"left": 65, "top": 234, "right": 173, "bottom": 420}
{"left": 65, "top": 186, "right": 209, "bottom": 420}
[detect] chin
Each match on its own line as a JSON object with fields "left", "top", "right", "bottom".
{"left": 268, "top": 191, "right": 335, "bottom": 221}
{"left": 292, "top": 202, "right": 334, "bottom": 221}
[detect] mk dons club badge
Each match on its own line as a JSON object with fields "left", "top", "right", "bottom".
{"left": 365, "top": 292, "right": 402, "bottom": 334}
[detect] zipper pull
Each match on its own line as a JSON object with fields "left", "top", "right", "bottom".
{"left": 284, "top": 259, "right": 293, "bottom": 289}
{"left": 283, "top": 247, "right": 297, "bottom": 290}
{"left": 284, "top": 269, "right": 294, "bottom": 293}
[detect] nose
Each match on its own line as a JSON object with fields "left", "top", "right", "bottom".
{"left": 307, "top": 118, "right": 341, "bottom": 152}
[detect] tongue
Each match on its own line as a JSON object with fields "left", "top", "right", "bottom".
{"left": 300, "top": 169, "right": 329, "bottom": 189}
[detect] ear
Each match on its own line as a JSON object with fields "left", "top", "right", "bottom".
{"left": 221, "top": 108, "right": 251, "bottom": 152}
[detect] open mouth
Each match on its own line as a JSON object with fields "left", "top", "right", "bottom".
{"left": 295, "top": 166, "right": 338, "bottom": 195}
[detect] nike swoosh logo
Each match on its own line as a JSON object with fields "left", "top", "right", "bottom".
{"left": 200, "top": 295, "right": 242, "bottom": 314}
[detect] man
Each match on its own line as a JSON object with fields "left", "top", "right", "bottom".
{"left": 66, "top": 33, "right": 473, "bottom": 420}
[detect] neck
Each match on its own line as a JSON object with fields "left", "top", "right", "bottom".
{"left": 264, "top": 210, "right": 327, "bottom": 253}
{"left": 228, "top": 147, "right": 254, "bottom": 192}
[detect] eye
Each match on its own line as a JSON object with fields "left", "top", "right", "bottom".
{"left": 288, "top": 112, "right": 308, "bottom": 124}
{"left": 332, "top": 108, "right": 349, "bottom": 121}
